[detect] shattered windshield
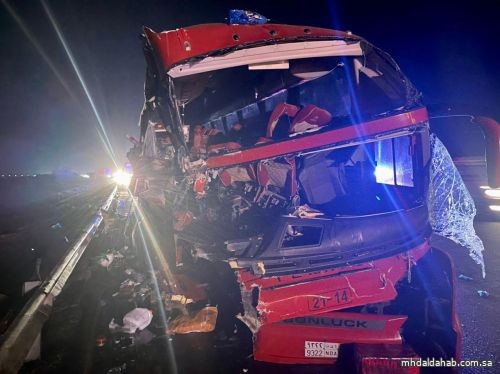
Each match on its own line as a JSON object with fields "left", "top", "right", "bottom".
{"left": 173, "top": 47, "right": 420, "bottom": 146}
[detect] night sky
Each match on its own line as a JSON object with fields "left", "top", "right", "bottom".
{"left": 0, "top": 0, "right": 498, "bottom": 174}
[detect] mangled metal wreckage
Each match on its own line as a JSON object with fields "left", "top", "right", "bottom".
{"left": 126, "top": 19, "right": 491, "bottom": 368}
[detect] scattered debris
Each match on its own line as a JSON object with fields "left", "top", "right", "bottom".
{"left": 124, "top": 268, "right": 145, "bottom": 283}
{"left": 458, "top": 274, "right": 473, "bottom": 281}
{"left": 122, "top": 308, "right": 153, "bottom": 333}
{"left": 134, "top": 328, "right": 155, "bottom": 345}
{"left": 98, "top": 253, "right": 114, "bottom": 268}
{"left": 111, "top": 333, "right": 135, "bottom": 349}
{"left": 50, "top": 222, "right": 63, "bottom": 229}
{"left": 107, "top": 363, "right": 127, "bottom": 373}
{"left": 167, "top": 306, "right": 218, "bottom": 334}
{"left": 96, "top": 335, "right": 107, "bottom": 347}
{"left": 477, "top": 290, "right": 490, "bottom": 298}
{"left": 170, "top": 294, "right": 194, "bottom": 305}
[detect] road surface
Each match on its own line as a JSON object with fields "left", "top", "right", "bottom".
{"left": 0, "top": 177, "right": 496, "bottom": 373}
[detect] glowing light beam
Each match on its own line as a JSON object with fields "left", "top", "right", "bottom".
{"left": 41, "top": 0, "right": 118, "bottom": 168}
{"left": 1, "top": 0, "right": 79, "bottom": 102}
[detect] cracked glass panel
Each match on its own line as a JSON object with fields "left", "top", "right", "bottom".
{"left": 428, "top": 134, "right": 485, "bottom": 276}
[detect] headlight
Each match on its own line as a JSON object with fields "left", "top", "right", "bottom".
{"left": 484, "top": 189, "right": 500, "bottom": 199}
{"left": 112, "top": 171, "right": 132, "bottom": 187}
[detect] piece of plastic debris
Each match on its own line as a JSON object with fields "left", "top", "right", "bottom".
{"left": 120, "top": 279, "right": 141, "bottom": 288}
{"left": 458, "top": 274, "right": 473, "bottom": 281}
{"left": 107, "top": 363, "right": 127, "bottom": 373}
{"left": 109, "top": 318, "right": 121, "bottom": 331}
{"left": 477, "top": 290, "right": 490, "bottom": 298}
{"left": 50, "top": 222, "right": 63, "bottom": 229}
{"left": 125, "top": 268, "right": 145, "bottom": 283}
{"left": 99, "top": 253, "right": 114, "bottom": 268}
{"left": 428, "top": 134, "right": 486, "bottom": 277}
{"left": 170, "top": 294, "right": 194, "bottom": 305}
{"left": 64, "top": 236, "right": 69, "bottom": 243}
{"left": 122, "top": 308, "right": 153, "bottom": 334}
{"left": 31, "top": 248, "right": 35, "bottom": 251}
{"left": 167, "top": 306, "right": 218, "bottom": 334}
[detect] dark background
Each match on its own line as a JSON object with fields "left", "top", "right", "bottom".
{"left": 1, "top": 0, "right": 498, "bottom": 174}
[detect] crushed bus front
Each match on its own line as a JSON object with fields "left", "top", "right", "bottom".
{"left": 127, "top": 20, "right": 466, "bottom": 369}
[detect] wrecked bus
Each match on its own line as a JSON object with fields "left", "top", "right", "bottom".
{"left": 127, "top": 14, "right": 498, "bottom": 370}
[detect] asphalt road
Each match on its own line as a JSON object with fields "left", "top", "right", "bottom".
{"left": 1, "top": 177, "right": 497, "bottom": 373}
{"left": 0, "top": 176, "right": 113, "bottom": 329}
{"left": 432, "top": 221, "right": 500, "bottom": 373}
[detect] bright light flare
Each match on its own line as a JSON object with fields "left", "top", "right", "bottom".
{"left": 374, "top": 165, "right": 394, "bottom": 185}
{"left": 112, "top": 171, "right": 132, "bottom": 187}
{"left": 41, "top": 0, "right": 118, "bottom": 169}
{"left": 484, "top": 189, "right": 500, "bottom": 199}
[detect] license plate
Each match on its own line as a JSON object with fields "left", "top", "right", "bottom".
{"left": 304, "top": 341, "right": 339, "bottom": 358}
{"left": 307, "top": 288, "right": 352, "bottom": 311}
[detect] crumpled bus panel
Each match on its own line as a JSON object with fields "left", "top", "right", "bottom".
{"left": 237, "top": 242, "right": 429, "bottom": 326}
{"left": 254, "top": 312, "right": 408, "bottom": 364}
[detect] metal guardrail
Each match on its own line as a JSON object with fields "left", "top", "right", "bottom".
{"left": 0, "top": 186, "right": 118, "bottom": 373}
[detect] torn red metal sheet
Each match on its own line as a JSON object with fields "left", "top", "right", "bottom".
{"left": 207, "top": 108, "right": 428, "bottom": 168}
{"left": 144, "top": 24, "right": 353, "bottom": 71}
{"left": 254, "top": 312, "right": 407, "bottom": 364}
{"left": 237, "top": 241, "right": 429, "bottom": 324}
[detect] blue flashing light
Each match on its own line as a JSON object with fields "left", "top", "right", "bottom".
{"left": 229, "top": 9, "right": 268, "bottom": 25}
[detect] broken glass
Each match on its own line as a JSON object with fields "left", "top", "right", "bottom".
{"left": 428, "top": 134, "right": 485, "bottom": 276}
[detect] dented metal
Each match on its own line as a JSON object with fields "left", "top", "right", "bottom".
{"left": 124, "top": 19, "right": 484, "bottom": 367}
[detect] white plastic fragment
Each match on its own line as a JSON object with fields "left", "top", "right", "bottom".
{"left": 427, "top": 134, "right": 485, "bottom": 276}
{"left": 122, "top": 308, "right": 153, "bottom": 333}
{"left": 99, "top": 253, "right": 114, "bottom": 268}
{"left": 477, "top": 290, "right": 489, "bottom": 298}
{"left": 142, "top": 121, "right": 157, "bottom": 158}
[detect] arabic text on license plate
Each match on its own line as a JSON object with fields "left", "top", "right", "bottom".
{"left": 304, "top": 341, "right": 339, "bottom": 358}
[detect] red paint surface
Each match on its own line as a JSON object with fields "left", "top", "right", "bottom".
{"left": 237, "top": 241, "right": 429, "bottom": 324}
{"left": 254, "top": 312, "right": 407, "bottom": 364}
{"left": 207, "top": 108, "right": 429, "bottom": 168}
{"left": 144, "top": 24, "right": 353, "bottom": 71}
